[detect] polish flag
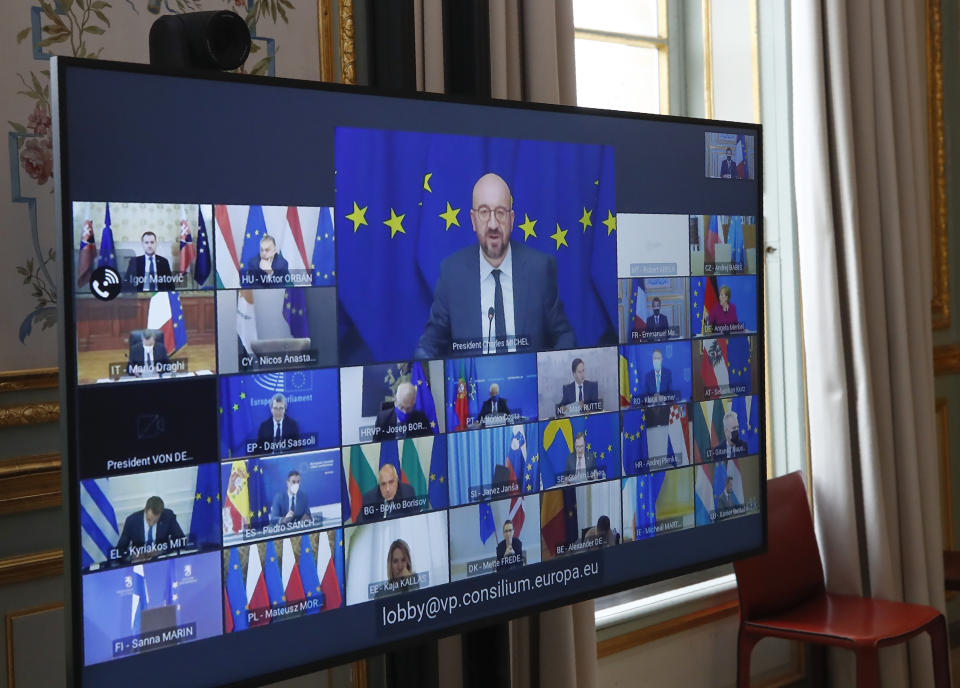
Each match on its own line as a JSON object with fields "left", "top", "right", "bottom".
{"left": 245, "top": 544, "right": 270, "bottom": 626}
{"left": 317, "top": 534, "right": 342, "bottom": 610}
{"left": 281, "top": 538, "right": 305, "bottom": 603}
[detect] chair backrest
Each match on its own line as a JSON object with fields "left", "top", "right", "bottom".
{"left": 733, "top": 471, "right": 826, "bottom": 621}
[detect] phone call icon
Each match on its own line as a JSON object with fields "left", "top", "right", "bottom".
{"left": 89, "top": 266, "right": 121, "bottom": 301}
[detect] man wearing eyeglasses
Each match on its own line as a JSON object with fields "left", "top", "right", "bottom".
{"left": 414, "top": 173, "right": 575, "bottom": 359}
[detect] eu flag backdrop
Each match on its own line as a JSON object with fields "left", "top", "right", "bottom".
{"left": 335, "top": 128, "right": 618, "bottom": 364}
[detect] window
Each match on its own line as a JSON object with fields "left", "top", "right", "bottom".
{"left": 575, "top": 0, "right": 808, "bottom": 620}
{"left": 573, "top": 0, "right": 668, "bottom": 114}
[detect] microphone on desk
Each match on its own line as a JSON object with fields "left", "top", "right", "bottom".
{"left": 487, "top": 307, "right": 496, "bottom": 354}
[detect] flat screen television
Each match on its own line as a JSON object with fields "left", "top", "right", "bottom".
{"left": 53, "top": 56, "right": 765, "bottom": 687}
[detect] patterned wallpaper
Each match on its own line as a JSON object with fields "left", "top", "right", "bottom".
{"left": 2, "top": 0, "right": 320, "bottom": 371}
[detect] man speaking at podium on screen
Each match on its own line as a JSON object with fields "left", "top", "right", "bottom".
{"left": 414, "top": 173, "right": 575, "bottom": 359}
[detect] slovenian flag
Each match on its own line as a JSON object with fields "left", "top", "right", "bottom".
{"left": 147, "top": 292, "right": 188, "bottom": 354}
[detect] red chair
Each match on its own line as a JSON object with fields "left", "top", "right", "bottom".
{"left": 733, "top": 471, "right": 950, "bottom": 688}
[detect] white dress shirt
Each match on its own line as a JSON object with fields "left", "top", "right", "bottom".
{"left": 143, "top": 344, "right": 155, "bottom": 369}
{"left": 478, "top": 246, "right": 516, "bottom": 353}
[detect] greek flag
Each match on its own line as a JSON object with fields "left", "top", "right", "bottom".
{"left": 79, "top": 478, "right": 119, "bottom": 568}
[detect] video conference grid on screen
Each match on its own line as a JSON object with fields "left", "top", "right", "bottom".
{"left": 69, "top": 126, "right": 761, "bottom": 671}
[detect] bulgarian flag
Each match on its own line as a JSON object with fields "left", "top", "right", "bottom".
{"left": 347, "top": 445, "right": 377, "bottom": 523}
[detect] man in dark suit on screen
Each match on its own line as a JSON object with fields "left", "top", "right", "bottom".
{"left": 243, "top": 234, "right": 290, "bottom": 286}
{"left": 360, "top": 464, "right": 418, "bottom": 522}
{"left": 270, "top": 470, "right": 312, "bottom": 525}
{"left": 127, "top": 330, "right": 170, "bottom": 376}
{"left": 495, "top": 520, "right": 523, "bottom": 571}
{"left": 478, "top": 383, "right": 510, "bottom": 423}
{"left": 256, "top": 393, "right": 301, "bottom": 451}
{"left": 562, "top": 433, "right": 597, "bottom": 482}
{"left": 115, "top": 496, "right": 185, "bottom": 561}
{"left": 714, "top": 411, "right": 748, "bottom": 459}
{"left": 559, "top": 358, "right": 599, "bottom": 408}
{"left": 720, "top": 147, "right": 736, "bottom": 179}
{"left": 374, "top": 382, "right": 433, "bottom": 440}
{"left": 414, "top": 173, "right": 576, "bottom": 359}
{"left": 643, "top": 349, "right": 674, "bottom": 399}
{"left": 644, "top": 297, "right": 670, "bottom": 337}
{"left": 125, "top": 231, "right": 174, "bottom": 292}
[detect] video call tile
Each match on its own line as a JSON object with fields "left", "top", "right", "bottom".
{"left": 218, "top": 368, "right": 341, "bottom": 460}
{"left": 341, "top": 437, "right": 448, "bottom": 525}
{"left": 692, "top": 335, "right": 758, "bottom": 401}
{"left": 222, "top": 530, "right": 344, "bottom": 633}
{"left": 445, "top": 353, "right": 539, "bottom": 432}
{"left": 690, "top": 275, "right": 757, "bottom": 338}
{"left": 81, "top": 551, "right": 223, "bottom": 666}
{"left": 704, "top": 132, "right": 755, "bottom": 180}
{"left": 76, "top": 292, "right": 217, "bottom": 385}
{"left": 540, "top": 479, "right": 622, "bottom": 560}
{"left": 615, "top": 213, "right": 690, "bottom": 279}
{"left": 618, "top": 277, "right": 691, "bottom": 344}
{"left": 79, "top": 464, "right": 221, "bottom": 571}
{"left": 72, "top": 201, "right": 215, "bottom": 295}
{"left": 76, "top": 378, "right": 218, "bottom": 479}
{"left": 333, "top": 127, "right": 618, "bottom": 366}
{"left": 339, "top": 360, "right": 445, "bottom": 446}
{"left": 214, "top": 205, "right": 335, "bottom": 290}
{"left": 536, "top": 346, "right": 619, "bottom": 421}
{"left": 539, "top": 412, "right": 621, "bottom": 489}
{"left": 221, "top": 450, "right": 342, "bottom": 546}
{"left": 689, "top": 214, "right": 757, "bottom": 276}
{"left": 216, "top": 286, "right": 338, "bottom": 375}
{"left": 691, "top": 395, "right": 760, "bottom": 463}
{"left": 619, "top": 341, "right": 692, "bottom": 409}
{"left": 621, "top": 405, "right": 692, "bottom": 476}
{"left": 447, "top": 423, "right": 540, "bottom": 506}
{"left": 621, "top": 467, "right": 695, "bottom": 541}
{"left": 343, "top": 510, "right": 450, "bottom": 605}
{"left": 448, "top": 494, "right": 542, "bottom": 581}
{"left": 695, "top": 455, "right": 761, "bottom": 526}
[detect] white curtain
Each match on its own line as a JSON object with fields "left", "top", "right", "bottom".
{"left": 792, "top": 1, "right": 944, "bottom": 686}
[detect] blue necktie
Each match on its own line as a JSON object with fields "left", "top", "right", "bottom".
{"left": 146, "top": 525, "right": 154, "bottom": 546}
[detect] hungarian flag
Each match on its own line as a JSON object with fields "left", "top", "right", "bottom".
{"left": 178, "top": 212, "right": 196, "bottom": 274}
{"left": 77, "top": 218, "right": 96, "bottom": 286}
{"left": 245, "top": 544, "right": 270, "bottom": 627}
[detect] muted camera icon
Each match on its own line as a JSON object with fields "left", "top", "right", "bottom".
{"left": 136, "top": 413, "right": 166, "bottom": 439}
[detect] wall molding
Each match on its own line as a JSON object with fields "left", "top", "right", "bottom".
{"left": 5, "top": 603, "right": 65, "bottom": 688}
{"left": 0, "top": 550, "right": 63, "bottom": 587}
{"left": 0, "top": 368, "right": 58, "bottom": 393}
{"left": 933, "top": 344, "right": 960, "bottom": 376}
{"left": 0, "top": 401, "right": 59, "bottom": 429}
{"left": 596, "top": 599, "right": 737, "bottom": 659}
{"left": 339, "top": 0, "right": 356, "bottom": 84}
{"left": 0, "top": 452, "right": 61, "bottom": 515}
